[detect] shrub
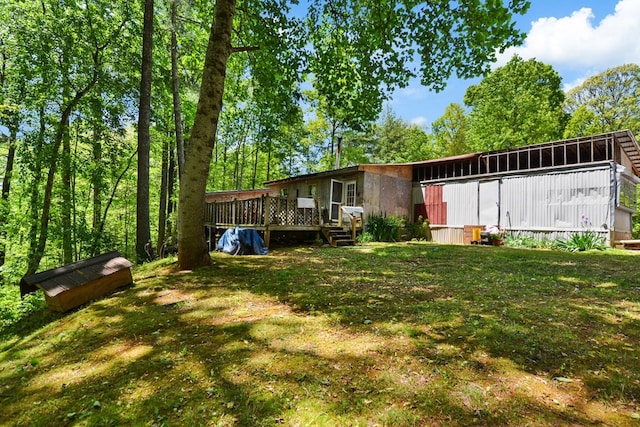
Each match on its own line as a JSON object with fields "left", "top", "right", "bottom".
{"left": 504, "top": 232, "right": 554, "bottom": 249}
{"left": 365, "top": 213, "right": 403, "bottom": 242}
{"left": 556, "top": 215, "right": 607, "bottom": 252}
{"left": 556, "top": 230, "right": 606, "bottom": 252}
{"left": 404, "top": 216, "right": 431, "bottom": 241}
{"left": 356, "top": 231, "right": 374, "bottom": 243}
{"left": 0, "top": 286, "right": 46, "bottom": 335}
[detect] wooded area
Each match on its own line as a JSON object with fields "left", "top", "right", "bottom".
{"left": 0, "top": 0, "right": 638, "bottom": 279}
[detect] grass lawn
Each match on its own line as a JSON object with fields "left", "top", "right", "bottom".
{"left": 1, "top": 242, "right": 639, "bottom": 426}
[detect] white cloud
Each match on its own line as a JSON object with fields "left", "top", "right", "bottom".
{"left": 562, "top": 75, "right": 589, "bottom": 93}
{"left": 410, "top": 116, "right": 428, "bottom": 127}
{"left": 496, "top": 0, "right": 640, "bottom": 70}
{"left": 397, "top": 85, "right": 428, "bottom": 100}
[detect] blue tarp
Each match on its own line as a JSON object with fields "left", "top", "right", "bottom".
{"left": 216, "top": 227, "right": 269, "bottom": 255}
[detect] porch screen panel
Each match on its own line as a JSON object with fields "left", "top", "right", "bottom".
{"left": 442, "top": 181, "right": 479, "bottom": 226}
{"left": 500, "top": 168, "right": 610, "bottom": 230}
{"left": 330, "top": 180, "right": 343, "bottom": 221}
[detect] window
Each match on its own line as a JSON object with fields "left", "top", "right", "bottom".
{"left": 308, "top": 184, "right": 317, "bottom": 198}
{"left": 619, "top": 177, "right": 637, "bottom": 210}
{"left": 345, "top": 181, "right": 356, "bottom": 206}
{"left": 280, "top": 188, "right": 288, "bottom": 197}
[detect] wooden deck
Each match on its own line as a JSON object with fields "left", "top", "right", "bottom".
{"left": 615, "top": 239, "right": 640, "bottom": 250}
{"left": 204, "top": 195, "right": 361, "bottom": 246}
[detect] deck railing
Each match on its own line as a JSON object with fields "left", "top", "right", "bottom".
{"left": 205, "top": 196, "right": 320, "bottom": 227}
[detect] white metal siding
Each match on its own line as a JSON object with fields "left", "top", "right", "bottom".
{"left": 500, "top": 168, "right": 611, "bottom": 231}
{"left": 431, "top": 227, "right": 464, "bottom": 244}
{"left": 442, "top": 182, "right": 478, "bottom": 226}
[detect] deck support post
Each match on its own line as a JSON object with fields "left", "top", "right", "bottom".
{"left": 351, "top": 215, "right": 357, "bottom": 242}
{"left": 264, "top": 229, "right": 271, "bottom": 248}
{"left": 263, "top": 196, "right": 271, "bottom": 248}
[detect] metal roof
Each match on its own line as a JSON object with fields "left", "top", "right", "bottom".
{"left": 414, "top": 130, "right": 640, "bottom": 183}
{"left": 257, "top": 130, "right": 640, "bottom": 186}
{"left": 263, "top": 165, "right": 362, "bottom": 185}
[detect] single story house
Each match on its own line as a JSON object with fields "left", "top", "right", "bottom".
{"left": 205, "top": 130, "right": 640, "bottom": 247}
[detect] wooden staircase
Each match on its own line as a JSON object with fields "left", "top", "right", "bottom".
{"left": 322, "top": 226, "right": 355, "bottom": 247}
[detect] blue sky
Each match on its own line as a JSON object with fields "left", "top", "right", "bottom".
{"left": 389, "top": 0, "right": 640, "bottom": 127}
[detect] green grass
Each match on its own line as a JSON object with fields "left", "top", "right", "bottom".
{"left": 1, "top": 243, "right": 639, "bottom": 426}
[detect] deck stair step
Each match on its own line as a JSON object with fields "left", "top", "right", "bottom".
{"left": 322, "top": 226, "right": 355, "bottom": 247}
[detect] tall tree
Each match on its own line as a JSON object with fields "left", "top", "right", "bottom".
{"left": 178, "top": 0, "right": 236, "bottom": 268}
{"left": 170, "top": 0, "right": 186, "bottom": 179}
{"left": 432, "top": 103, "right": 470, "bottom": 157}
{"left": 366, "top": 108, "right": 433, "bottom": 164}
{"left": 563, "top": 64, "right": 640, "bottom": 138}
{"left": 0, "top": 27, "right": 21, "bottom": 273}
{"left": 177, "top": 0, "right": 531, "bottom": 269}
{"left": 464, "top": 55, "right": 566, "bottom": 151}
{"left": 157, "top": 132, "right": 170, "bottom": 253}
{"left": 136, "top": 0, "right": 154, "bottom": 262}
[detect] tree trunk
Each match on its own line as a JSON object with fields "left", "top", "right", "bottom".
{"left": 178, "top": 0, "right": 236, "bottom": 270}
{"left": 171, "top": 0, "right": 185, "bottom": 180}
{"left": 238, "top": 132, "right": 247, "bottom": 190}
{"left": 136, "top": 0, "right": 154, "bottom": 263}
{"left": 90, "top": 111, "right": 103, "bottom": 255}
{"left": 61, "top": 112, "right": 73, "bottom": 264}
{"left": 233, "top": 137, "right": 240, "bottom": 189}
{"left": 26, "top": 108, "right": 46, "bottom": 275}
{"left": 266, "top": 139, "right": 272, "bottom": 181}
{"left": 0, "top": 115, "right": 18, "bottom": 272}
{"left": 167, "top": 139, "right": 176, "bottom": 236}
{"left": 26, "top": 95, "right": 92, "bottom": 275}
{"left": 95, "top": 149, "right": 137, "bottom": 250}
{"left": 157, "top": 135, "right": 169, "bottom": 254}
{"left": 25, "top": 50, "right": 99, "bottom": 275}
{"left": 252, "top": 140, "right": 259, "bottom": 189}
{"left": 222, "top": 143, "right": 228, "bottom": 189}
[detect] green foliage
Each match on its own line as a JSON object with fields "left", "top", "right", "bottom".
{"left": 0, "top": 286, "right": 45, "bottom": 334}
{"left": 556, "top": 216, "right": 607, "bottom": 252}
{"left": 432, "top": 103, "right": 469, "bottom": 157}
{"left": 404, "top": 216, "right": 431, "bottom": 241}
{"left": 562, "top": 105, "right": 603, "bottom": 139}
{"left": 365, "top": 213, "right": 404, "bottom": 242}
{"left": 504, "top": 232, "right": 555, "bottom": 249}
{"left": 556, "top": 230, "right": 607, "bottom": 252}
{"left": 358, "top": 108, "right": 435, "bottom": 164}
{"left": 465, "top": 55, "right": 567, "bottom": 151}
{"left": 356, "top": 231, "right": 374, "bottom": 243}
{"left": 563, "top": 64, "right": 640, "bottom": 138}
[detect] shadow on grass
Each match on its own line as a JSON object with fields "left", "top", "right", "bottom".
{"left": 1, "top": 243, "right": 638, "bottom": 426}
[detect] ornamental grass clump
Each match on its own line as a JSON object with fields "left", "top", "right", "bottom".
{"left": 556, "top": 215, "right": 607, "bottom": 252}
{"left": 365, "top": 213, "right": 403, "bottom": 242}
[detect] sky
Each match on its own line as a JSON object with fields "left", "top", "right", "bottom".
{"left": 389, "top": 0, "right": 640, "bottom": 128}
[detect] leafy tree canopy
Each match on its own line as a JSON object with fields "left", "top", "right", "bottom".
{"left": 432, "top": 103, "right": 469, "bottom": 157}
{"left": 464, "top": 55, "right": 566, "bottom": 151}
{"left": 564, "top": 63, "right": 640, "bottom": 138}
